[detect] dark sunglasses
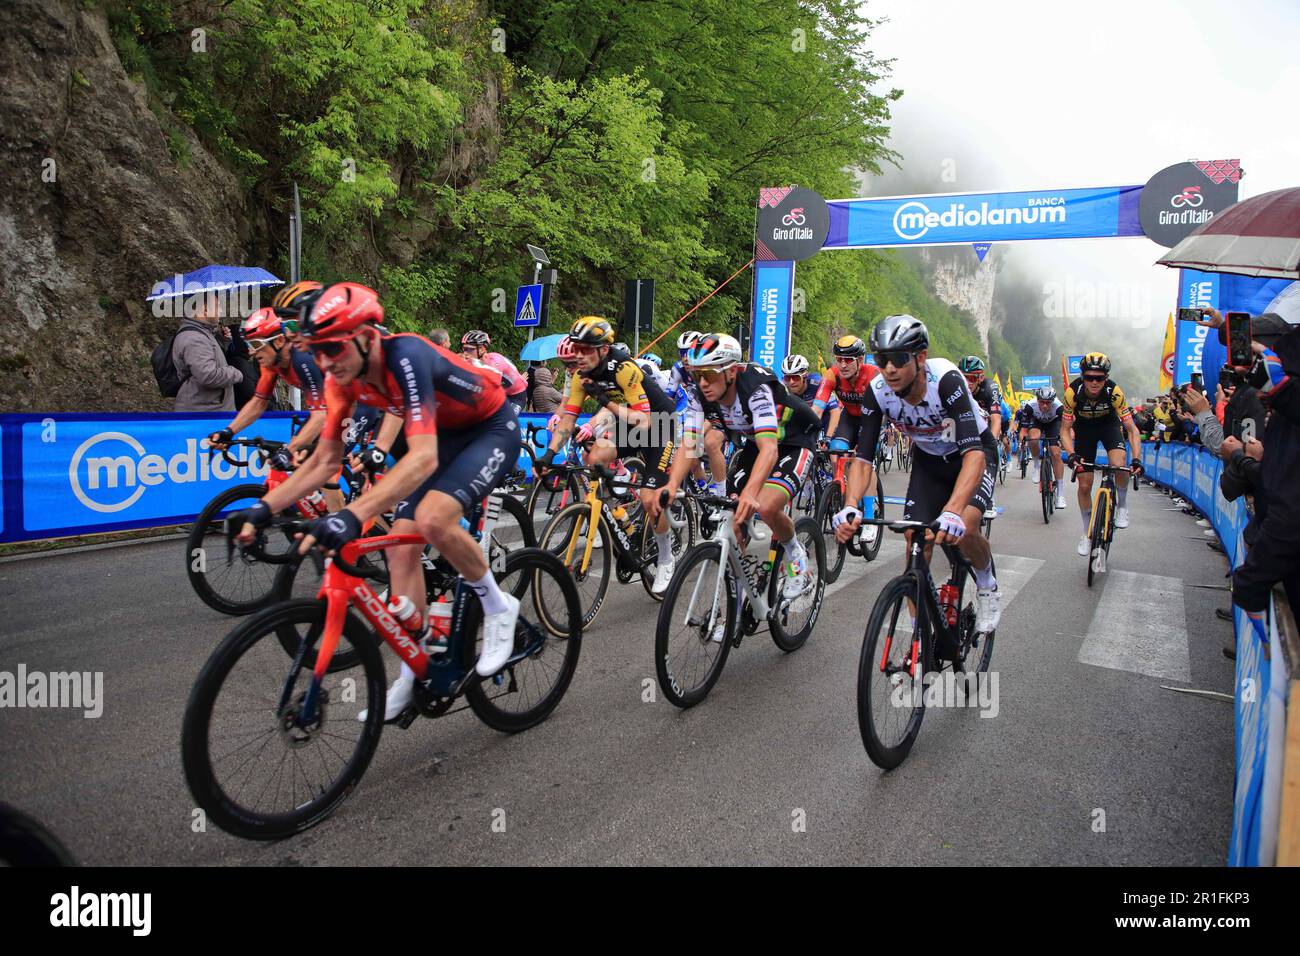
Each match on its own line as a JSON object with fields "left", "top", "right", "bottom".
{"left": 309, "top": 341, "right": 348, "bottom": 358}
{"left": 1082, "top": 374, "right": 1106, "bottom": 383}
{"left": 692, "top": 368, "right": 727, "bottom": 385}
{"left": 875, "top": 350, "right": 914, "bottom": 369}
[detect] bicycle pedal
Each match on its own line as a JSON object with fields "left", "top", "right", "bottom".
{"left": 392, "top": 706, "right": 420, "bottom": 729}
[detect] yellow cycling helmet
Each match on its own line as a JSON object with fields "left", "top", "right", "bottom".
{"left": 833, "top": 334, "right": 867, "bottom": 358}
{"left": 569, "top": 316, "right": 616, "bottom": 346}
{"left": 271, "top": 280, "right": 322, "bottom": 312}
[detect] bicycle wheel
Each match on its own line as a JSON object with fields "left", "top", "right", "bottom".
{"left": 1041, "top": 476, "right": 1052, "bottom": 524}
{"left": 770, "top": 517, "right": 825, "bottom": 652}
{"left": 539, "top": 501, "right": 611, "bottom": 627}
{"left": 526, "top": 470, "right": 582, "bottom": 536}
{"left": 186, "top": 484, "right": 293, "bottom": 615}
{"left": 1087, "top": 489, "right": 1110, "bottom": 587}
{"left": 639, "top": 496, "right": 695, "bottom": 601}
{"left": 815, "top": 483, "right": 847, "bottom": 584}
{"left": 654, "top": 541, "right": 736, "bottom": 708}
{"left": 464, "top": 548, "right": 584, "bottom": 732}
{"left": 181, "top": 599, "right": 386, "bottom": 840}
{"left": 860, "top": 479, "right": 886, "bottom": 562}
{"left": 857, "top": 575, "right": 930, "bottom": 770}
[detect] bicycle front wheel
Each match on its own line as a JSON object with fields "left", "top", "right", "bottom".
{"left": 815, "top": 483, "right": 847, "bottom": 583}
{"left": 858, "top": 575, "right": 930, "bottom": 770}
{"left": 540, "top": 501, "right": 611, "bottom": 627}
{"left": 655, "top": 542, "right": 736, "bottom": 708}
{"left": 465, "top": 548, "right": 584, "bottom": 733}
{"left": 181, "top": 599, "right": 386, "bottom": 840}
{"left": 186, "top": 484, "right": 291, "bottom": 615}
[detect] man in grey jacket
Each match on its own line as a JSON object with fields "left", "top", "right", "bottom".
{"left": 173, "top": 294, "right": 243, "bottom": 412}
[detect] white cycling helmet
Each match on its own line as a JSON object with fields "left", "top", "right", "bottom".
{"left": 677, "top": 330, "right": 703, "bottom": 352}
{"left": 687, "top": 333, "right": 742, "bottom": 370}
{"left": 781, "top": 354, "right": 810, "bottom": 375}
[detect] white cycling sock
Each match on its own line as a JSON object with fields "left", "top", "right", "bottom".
{"left": 468, "top": 571, "right": 509, "bottom": 616}
{"left": 782, "top": 533, "right": 807, "bottom": 565}
{"left": 1080, "top": 508, "right": 1092, "bottom": 534}
{"left": 1117, "top": 483, "right": 1128, "bottom": 508}
{"left": 655, "top": 531, "right": 673, "bottom": 562}
{"left": 973, "top": 561, "right": 996, "bottom": 590}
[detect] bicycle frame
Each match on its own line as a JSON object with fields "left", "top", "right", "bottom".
{"left": 878, "top": 527, "right": 967, "bottom": 674}
{"left": 560, "top": 472, "right": 645, "bottom": 575}
{"left": 681, "top": 510, "right": 777, "bottom": 640}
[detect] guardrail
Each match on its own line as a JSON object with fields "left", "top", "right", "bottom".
{"left": 1141, "top": 440, "right": 1295, "bottom": 866}
{"left": 0, "top": 411, "right": 567, "bottom": 545}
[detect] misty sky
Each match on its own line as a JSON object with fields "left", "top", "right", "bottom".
{"left": 857, "top": 0, "right": 1300, "bottom": 367}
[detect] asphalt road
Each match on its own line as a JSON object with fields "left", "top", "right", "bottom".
{"left": 0, "top": 467, "right": 1238, "bottom": 865}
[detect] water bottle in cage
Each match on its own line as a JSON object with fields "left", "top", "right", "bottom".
{"left": 938, "top": 583, "right": 960, "bottom": 628}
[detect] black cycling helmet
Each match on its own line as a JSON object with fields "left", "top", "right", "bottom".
{"left": 870, "top": 314, "right": 929, "bottom": 354}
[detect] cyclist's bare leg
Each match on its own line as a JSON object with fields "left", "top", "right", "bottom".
{"left": 324, "top": 487, "right": 347, "bottom": 513}
{"left": 1050, "top": 441, "right": 1065, "bottom": 483}
{"left": 414, "top": 490, "right": 489, "bottom": 583}
{"left": 956, "top": 503, "right": 992, "bottom": 571}
{"left": 703, "top": 428, "right": 726, "bottom": 484}
{"left": 1076, "top": 467, "right": 1095, "bottom": 514}
{"left": 386, "top": 519, "right": 426, "bottom": 617}
{"left": 756, "top": 484, "right": 795, "bottom": 541}
{"left": 587, "top": 438, "right": 618, "bottom": 469}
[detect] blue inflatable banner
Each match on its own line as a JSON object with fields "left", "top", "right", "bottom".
{"left": 0, "top": 412, "right": 567, "bottom": 544}
{"left": 1174, "top": 269, "right": 1220, "bottom": 386}
{"left": 823, "top": 185, "right": 1143, "bottom": 250}
{"left": 1023, "top": 375, "right": 1053, "bottom": 390}
{"left": 751, "top": 259, "right": 794, "bottom": 373}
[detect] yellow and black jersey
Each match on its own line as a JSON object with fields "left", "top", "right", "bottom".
{"left": 1063, "top": 376, "right": 1132, "bottom": 423}
{"left": 563, "top": 356, "right": 677, "bottom": 417}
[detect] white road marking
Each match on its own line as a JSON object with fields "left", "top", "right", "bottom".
{"left": 1076, "top": 570, "right": 1191, "bottom": 681}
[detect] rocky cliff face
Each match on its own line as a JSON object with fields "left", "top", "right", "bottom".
{"left": 915, "top": 246, "right": 999, "bottom": 354}
{"left": 0, "top": 0, "right": 248, "bottom": 412}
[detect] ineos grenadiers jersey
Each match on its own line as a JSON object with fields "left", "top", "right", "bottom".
{"left": 685, "top": 364, "right": 820, "bottom": 449}
{"left": 854, "top": 357, "right": 989, "bottom": 459}
{"left": 254, "top": 348, "right": 326, "bottom": 410}
{"left": 322, "top": 333, "right": 506, "bottom": 441}
{"left": 1025, "top": 397, "right": 1063, "bottom": 425}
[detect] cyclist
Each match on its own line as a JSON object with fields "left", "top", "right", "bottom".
{"left": 654, "top": 333, "right": 823, "bottom": 601}
{"left": 1014, "top": 398, "right": 1037, "bottom": 469}
{"left": 813, "top": 335, "right": 883, "bottom": 546}
{"left": 958, "top": 357, "right": 1003, "bottom": 519}
{"left": 666, "top": 330, "right": 727, "bottom": 496}
{"left": 997, "top": 390, "right": 1013, "bottom": 463}
{"left": 540, "top": 317, "right": 680, "bottom": 593}
{"left": 1024, "top": 385, "right": 1067, "bottom": 509}
{"left": 832, "top": 315, "right": 1001, "bottom": 633}
{"left": 781, "top": 353, "right": 838, "bottom": 433}
{"left": 461, "top": 330, "right": 528, "bottom": 411}
{"left": 228, "top": 282, "right": 522, "bottom": 720}
{"left": 1061, "top": 352, "right": 1144, "bottom": 555}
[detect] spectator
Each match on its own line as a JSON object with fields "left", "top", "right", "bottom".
{"left": 173, "top": 293, "right": 242, "bottom": 412}
{"left": 1181, "top": 385, "right": 1224, "bottom": 455}
{"left": 530, "top": 365, "right": 563, "bottom": 414}
{"left": 429, "top": 328, "right": 451, "bottom": 348}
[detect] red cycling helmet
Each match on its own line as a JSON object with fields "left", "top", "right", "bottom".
{"left": 241, "top": 307, "right": 283, "bottom": 342}
{"left": 303, "top": 282, "right": 384, "bottom": 343}
{"left": 556, "top": 337, "right": 580, "bottom": 364}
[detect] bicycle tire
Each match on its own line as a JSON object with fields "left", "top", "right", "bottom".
{"left": 181, "top": 599, "right": 386, "bottom": 840}
{"left": 1087, "top": 488, "right": 1109, "bottom": 587}
{"left": 525, "top": 469, "right": 582, "bottom": 537}
{"left": 860, "top": 479, "right": 886, "bottom": 562}
{"left": 769, "top": 517, "right": 825, "bottom": 652}
{"left": 858, "top": 574, "right": 931, "bottom": 770}
{"left": 654, "top": 541, "right": 735, "bottom": 708}
{"left": 186, "top": 483, "right": 293, "bottom": 615}
{"left": 815, "top": 483, "right": 847, "bottom": 583}
{"left": 465, "top": 548, "right": 585, "bottom": 732}
{"left": 539, "top": 501, "right": 611, "bottom": 627}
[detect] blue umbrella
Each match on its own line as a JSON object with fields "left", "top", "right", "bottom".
{"left": 146, "top": 265, "right": 282, "bottom": 301}
{"left": 519, "top": 333, "right": 568, "bottom": 362}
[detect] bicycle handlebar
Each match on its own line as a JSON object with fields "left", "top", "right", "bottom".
{"left": 659, "top": 488, "right": 769, "bottom": 541}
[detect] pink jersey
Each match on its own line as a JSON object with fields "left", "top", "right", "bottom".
{"left": 482, "top": 352, "right": 527, "bottom": 396}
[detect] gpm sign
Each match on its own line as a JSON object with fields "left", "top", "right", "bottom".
{"left": 14, "top": 414, "right": 294, "bottom": 538}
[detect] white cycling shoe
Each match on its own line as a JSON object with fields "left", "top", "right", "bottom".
{"left": 975, "top": 586, "right": 1001, "bottom": 633}
{"left": 1055, "top": 494, "right": 1067, "bottom": 509}
{"left": 476, "top": 593, "right": 521, "bottom": 676}
{"left": 782, "top": 553, "right": 815, "bottom": 601}
{"left": 1076, "top": 535, "right": 1090, "bottom": 557}
{"left": 858, "top": 524, "right": 879, "bottom": 547}
{"left": 358, "top": 667, "right": 415, "bottom": 723}
{"left": 1115, "top": 507, "right": 1130, "bottom": 529}
{"left": 651, "top": 558, "right": 676, "bottom": 595}
{"left": 1030, "top": 461, "right": 1041, "bottom": 484}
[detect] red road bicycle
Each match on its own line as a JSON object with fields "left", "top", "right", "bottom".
{"left": 181, "top": 519, "right": 582, "bottom": 840}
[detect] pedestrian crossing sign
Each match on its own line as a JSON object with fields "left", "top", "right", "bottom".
{"left": 515, "top": 284, "right": 543, "bottom": 327}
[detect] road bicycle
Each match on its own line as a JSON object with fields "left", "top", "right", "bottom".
{"left": 855, "top": 518, "right": 996, "bottom": 769}
{"left": 538, "top": 463, "right": 694, "bottom": 626}
{"left": 896, "top": 433, "right": 912, "bottom": 473}
{"left": 186, "top": 437, "right": 349, "bottom": 615}
{"left": 997, "top": 441, "right": 1009, "bottom": 486}
{"left": 814, "top": 447, "right": 884, "bottom": 584}
{"left": 1039, "top": 437, "right": 1061, "bottom": 524}
{"left": 654, "top": 490, "right": 825, "bottom": 708}
{"left": 1075, "top": 461, "right": 1134, "bottom": 587}
{"left": 1018, "top": 434, "right": 1031, "bottom": 479}
{"left": 181, "top": 518, "right": 582, "bottom": 840}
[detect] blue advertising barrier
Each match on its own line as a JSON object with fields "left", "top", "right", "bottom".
{"left": 0, "top": 411, "right": 571, "bottom": 544}
{"left": 1141, "top": 441, "right": 1285, "bottom": 866}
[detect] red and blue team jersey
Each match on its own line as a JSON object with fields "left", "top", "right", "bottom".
{"left": 254, "top": 348, "right": 326, "bottom": 411}
{"left": 323, "top": 333, "right": 506, "bottom": 441}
